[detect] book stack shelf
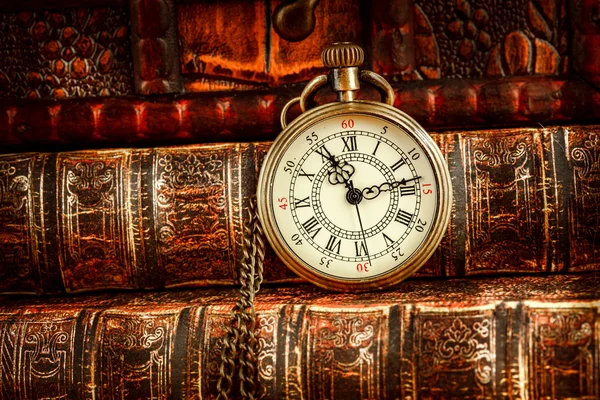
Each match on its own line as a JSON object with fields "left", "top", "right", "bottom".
{"left": 0, "top": 0, "right": 598, "bottom": 398}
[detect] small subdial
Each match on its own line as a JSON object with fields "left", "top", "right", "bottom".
{"left": 311, "top": 153, "right": 398, "bottom": 240}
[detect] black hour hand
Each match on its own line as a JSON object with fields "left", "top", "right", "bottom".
{"left": 362, "top": 176, "right": 422, "bottom": 200}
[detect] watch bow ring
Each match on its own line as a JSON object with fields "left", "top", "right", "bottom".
{"left": 257, "top": 42, "right": 452, "bottom": 292}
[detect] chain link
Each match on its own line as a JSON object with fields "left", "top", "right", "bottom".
{"left": 217, "top": 196, "right": 265, "bottom": 400}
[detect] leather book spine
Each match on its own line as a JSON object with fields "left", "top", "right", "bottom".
{"left": 129, "top": 0, "right": 183, "bottom": 95}
{"left": 0, "top": 274, "right": 597, "bottom": 398}
{"left": 0, "top": 125, "right": 598, "bottom": 294}
{"left": 2, "top": 77, "right": 599, "bottom": 148}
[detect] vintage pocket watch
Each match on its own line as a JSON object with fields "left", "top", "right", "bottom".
{"left": 257, "top": 43, "right": 452, "bottom": 292}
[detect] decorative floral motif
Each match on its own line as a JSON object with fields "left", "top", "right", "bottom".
{"left": 0, "top": 163, "right": 16, "bottom": 177}
{"left": 154, "top": 149, "right": 230, "bottom": 285}
{"left": 101, "top": 314, "right": 173, "bottom": 399}
{"left": 59, "top": 154, "right": 132, "bottom": 291}
{"left": 539, "top": 313, "right": 593, "bottom": 346}
{"left": 158, "top": 153, "right": 224, "bottom": 191}
{"left": 107, "top": 318, "right": 166, "bottom": 352}
{"left": 320, "top": 317, "right": 375, "bottom": 348}
{"left": 66, "top": 161, "right": 114, "bottom": 207}
{"left": 531, "top": 309, "right": 596, "bottom": 398}
{"left": 446, "top": 0, "right": 491, "bottom": 61}
{"left": 0, "top": 157, "right": 36, "bottom": 291}
{"left": 256, "top": 314, "right": 277, "bottom": 382}
{"left": 24, "top": 322, "right": 69, "bottom": 365}
{"left": 67, "top": 162, "right": 113, "bottom": 190}
{"left": 309, "top": 310, "right": 384, "bottom": 399}
{"left": 17, "top": 319, "right": 75, "bottom": 399}
{"left": 420, "top": 316, "right": 493, "bottom": 389}
{"left": 472, "top": 138, "right": 530, "bottom": 187}
{"left": 424, "top": 318, "right": 490, "bottom": 362}
{"left": 571, "top": 133, "right": 600, "bottom": 181}
{"left": 463, "top": 133, "right": 540, "bottom": 274}
{"left": 473, "top": 139, "right": 528, "bottom": 168}
{"left": 0, "top": 162, "right": 29, "bottom": 210}
{"left": 568, "top": 130, "right": 600, "bottom": 270}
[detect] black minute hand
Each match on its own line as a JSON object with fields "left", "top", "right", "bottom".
{"left": 348, "top": 180, "right": 372, "bottom": 267}
{"left": 361, "top": 176, "right": 422, "bottom": 200}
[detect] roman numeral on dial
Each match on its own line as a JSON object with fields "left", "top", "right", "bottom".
{"left": 372, "top": 141, "right": 381, "bottom": 156}
{"left": 382, "top": 233, "right": 395, "bottom": 247}
{"left": 315, "top": 145, "right": 333, "bottom": 164}
{"left": 301, "top": 216, "right": 321, "bottom": 239}
{"left": 325, "top": 235, "right": 342, "bottom": 254}
{"left": 399, "top": 186, "right": 416, "bottom": 196}
{"left": 390, "top": 158, "right": 406, "bottom": 172}
{"left": 354, "top": 240, "right": 368, "bottom": 256}
{"left": 342, "top": 136, "right": 357, "bottom": 152}
{"left": 395, "top": 209, "right": 413, "bottom": 226}
{"left": 293, "top": 196, "right": 310, "bottom": 209}
{"left": 298, "top": 168, "right": 315, "bottom": 182}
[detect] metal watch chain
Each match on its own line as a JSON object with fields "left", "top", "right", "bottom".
{"left": 217, "top": 196, "right": 266, "bottom": 400}
{"left": 217, "top": 43, "right": 396, "bottom": 398}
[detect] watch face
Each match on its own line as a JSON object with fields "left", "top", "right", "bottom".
{"left": 258, "top": 101, "right": 451, "bottom": 291}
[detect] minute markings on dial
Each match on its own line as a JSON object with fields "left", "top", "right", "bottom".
{"left": 286, "top": 128, "right": 426, "bottom": 264}
{"left": 262, "top": 108, "right": 449, "bottom": 287}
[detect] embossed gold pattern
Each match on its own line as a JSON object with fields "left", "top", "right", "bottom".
{"left": 306, "top": 307, "right": 386, "bottom": 399}
{"left": 0, "top": 312, "right": 78, "bottom": 399}
{"left": 462, "top": 131, "right": 545, "bottom": 274}
{"left": 97, "top": 311, "right": 177, "bottom": 399}
{"left": 0, "top": 155, "right": 39, "bottom": 293}
{"left": 0, "top": 274, "right": 597, "bottom": 397}
{"left": 528, "top": 306, "right": 598, "bottom": 398}
{"left": 58, "top": 152, "right": 134, "bottom": 292}
{"left": 416, "top": 310, "right": 495, "bottom": 397}
{"left": 567, "top": 129, "right": 600, "bottom": 270}
{"left": 155, "top": 148, "right": 233, "bottom": 286}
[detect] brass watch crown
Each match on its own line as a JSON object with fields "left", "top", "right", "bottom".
{"left": 322, "top": 42, "right": 363, "bottom": 103}
{"left": 321, "top": 42, "right": 364, "bottom": 68}
{"left": 294, "top": 43, "right": 394, "bottom": 115}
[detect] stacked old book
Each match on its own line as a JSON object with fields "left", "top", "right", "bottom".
{"left": 0, "top": 0, "right": 599, "bottom": 398}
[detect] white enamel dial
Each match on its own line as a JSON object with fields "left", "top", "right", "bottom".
{"left": 258, "top": 102, "right": 451, "bottom": 291}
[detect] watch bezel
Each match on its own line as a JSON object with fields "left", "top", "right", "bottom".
{"left": 257, "top": 100, "right": 452, "bottom": 292}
